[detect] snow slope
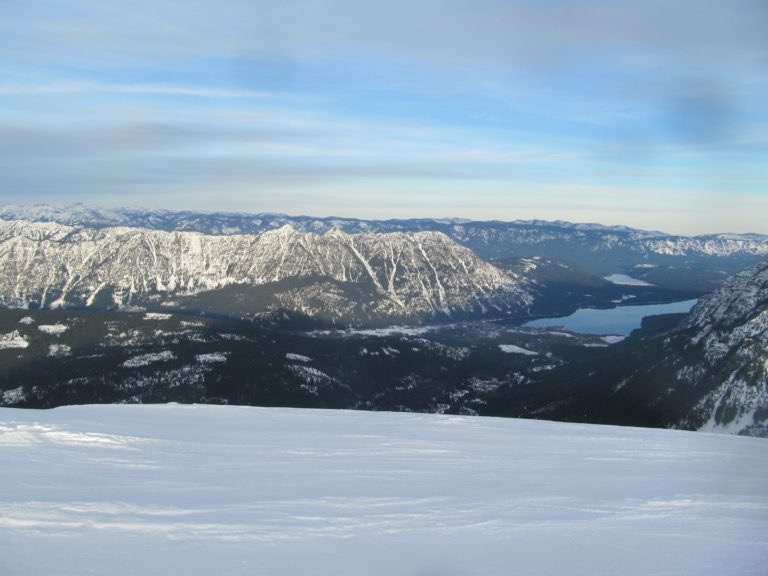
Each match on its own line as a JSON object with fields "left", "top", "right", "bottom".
{"left": 1, "top": 405, "right": 766, "bottom": 576}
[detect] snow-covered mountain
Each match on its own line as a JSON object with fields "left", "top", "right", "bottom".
{"left": 674, "top": 258, "right": 768, "bottom": 434}
{"left": 3, "top": 204, "right": 766, "bottom": 279}
{"left": 524, "top": 257, "right": 768, "bottom": 436}
{"left": 1, "top": 203, "right": 663, "bottom": 235}
{"left": 2, "top": 205, "right": 766, "bottom": 437}
{"left": 0, "top": 219, "right": 531, "bottom": 325}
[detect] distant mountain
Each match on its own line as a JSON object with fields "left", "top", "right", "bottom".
{"left": 0, "top": 220, "right": 531, "bottom": 326}
{"left": 519, "top": 258, "right": 768, "bottom": 436}
{"left": 3, "top": 204, "right": 766, "bottom": 287}
{"left": 0, "top": 204, "right": 662, "bottom": 236}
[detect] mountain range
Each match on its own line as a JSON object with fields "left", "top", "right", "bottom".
{"left": 3, "top": 204, "right": 767, "bottom": 283}
{"left": 0, "top": 219, "right": 530, "bottom": 325}
{"left": 0, "top": 205, "right": 766, "bottom": 436}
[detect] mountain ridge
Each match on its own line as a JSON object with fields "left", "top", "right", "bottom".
{"left": 3, "top": 204, "right": 765, "bottom": 283}
{"left": 0, "top": 219, "right": 531, "bottom": 325}
{"left": 674, "top": 259, "right": 768, "bottom": 434}
{"left": 0, "top": 203, "right": 673, "bottom": 234}
{"left": 5, "top": 202, "right": 768, "bottom": 238}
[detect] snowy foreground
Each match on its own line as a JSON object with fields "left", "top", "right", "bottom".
{"left": 1, "top": 405, "right": 767, "bottom": 576}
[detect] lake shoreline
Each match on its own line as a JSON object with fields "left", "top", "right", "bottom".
{"left": 523, "top": 299, "right": 698, "bottom": 336}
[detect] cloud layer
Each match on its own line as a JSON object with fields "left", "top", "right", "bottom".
{"left": 1, "top": 0, "right": 766, "bottom": 233}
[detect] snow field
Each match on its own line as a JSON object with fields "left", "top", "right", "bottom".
{"left": 37, "top": 324, "right": 68, "bottom": 335}
{"left": 121, "top": 350, "right": 176, "bottom": 368}
{"left": 603, "top": 273, "right": 654, "bottom": 286}
{"left": 498, "top": 344, "right": 538, "bottom": 355}
{"left": 0, "top": 404, "right": 767, "bottom": 576}
{"left": 0, "top": 330, "right": 29, "bottom": 349}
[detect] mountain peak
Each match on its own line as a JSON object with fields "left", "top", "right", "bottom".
{"left": 272, "top": 223, "right": 297, "bottom": 235}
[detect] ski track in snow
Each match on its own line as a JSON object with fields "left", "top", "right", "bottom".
{"left": 0, "top": 404, "right": 767, "bottom": 576}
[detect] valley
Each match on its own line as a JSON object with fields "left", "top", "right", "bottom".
{"left": 0, "top": 307, "right": 611, "bottom": 414}
{"left": 1, "top": 206, "right": 766, "bottom": 437}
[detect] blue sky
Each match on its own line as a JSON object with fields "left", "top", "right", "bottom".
{"left": 1, "top": 0, "right": 767, "bottom": 234}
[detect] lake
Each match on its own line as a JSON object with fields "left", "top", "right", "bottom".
{"left": 524, "top": 299, "right": 698, "bottom": 335}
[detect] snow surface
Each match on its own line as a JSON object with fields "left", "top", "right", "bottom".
{"left": 286, "top": 352, "right": 312, "bottom": 362}
{"left": 499, "top": 344, "right": 538, "bottom": 355}
{"left": 310, "top": 325, "right": 441, "bottom": 337}
{"left": 2, "top": 404, "right": 766, "bottom": 576}
{"left": 0, "top": 330, "right": 29, "bottom": 350}
{"left": 47, "top": 343, "right": 72, "bottom": 357}
{"left": 604, "top": 273, "right": 654, "bottom": 286}
{"left": 1, "top": 387, "right": 24, "bottom": 404}
{"left": 37, "top": 323, "right": 68, "bottom": 335}
{"left": 143, "top": 312, "right": 173, "bottom": 320}
{"left": 195, "top": 352, "right": 228, "bottom": 364}
{"left": 121, "top": 350, "right": 176, "bottom": 368}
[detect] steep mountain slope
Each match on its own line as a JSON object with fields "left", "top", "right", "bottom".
{"left": 675, "top": 259, "right": 768, "bottom": 434}
{"left": 516, "top": 258, "right": 768, "bottom": 436}
{"left": 3, "top": 204, "right": 765, "bottom": 287}
{"left": 0, "top": 220, "right": 530, "bottom": 325}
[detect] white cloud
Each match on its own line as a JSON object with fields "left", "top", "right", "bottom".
{"left": 0, "top": 82, "right": 277, "bottom": 98}
{"left": 1, "top": 0, "right": 766, "bottom": 234}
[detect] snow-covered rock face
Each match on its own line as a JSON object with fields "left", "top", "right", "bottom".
{"left": 674, "top": 259, "right": 768, "bottom": 435}
{"left": 3, "top": 204, "right": 767, "bottom": 262}
{"left": 641, "top": 235, "right": 768, "bottom": 257}
{"left": 0, "top": 220, "right": 531, "bottom": 324}
{"left": 684, "top": 260, "right": 768, "bottom": 336}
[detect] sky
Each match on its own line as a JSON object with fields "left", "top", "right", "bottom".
{"left": 1, "top": 0, "right": 767, "bottom": 235}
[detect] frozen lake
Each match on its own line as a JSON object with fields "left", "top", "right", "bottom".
{"left": 524, "top": 299, "right": 698, "bottom": 335}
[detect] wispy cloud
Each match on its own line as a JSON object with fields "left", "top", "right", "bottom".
{"left": 0, "top": 82, "right": 278, "bottom": 98}
{"left": 1, "top": 0, "right": 766, "bottom": 234}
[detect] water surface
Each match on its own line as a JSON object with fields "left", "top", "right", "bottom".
{"left": 524, "top": 299, "right": 698, "bottom": 335}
